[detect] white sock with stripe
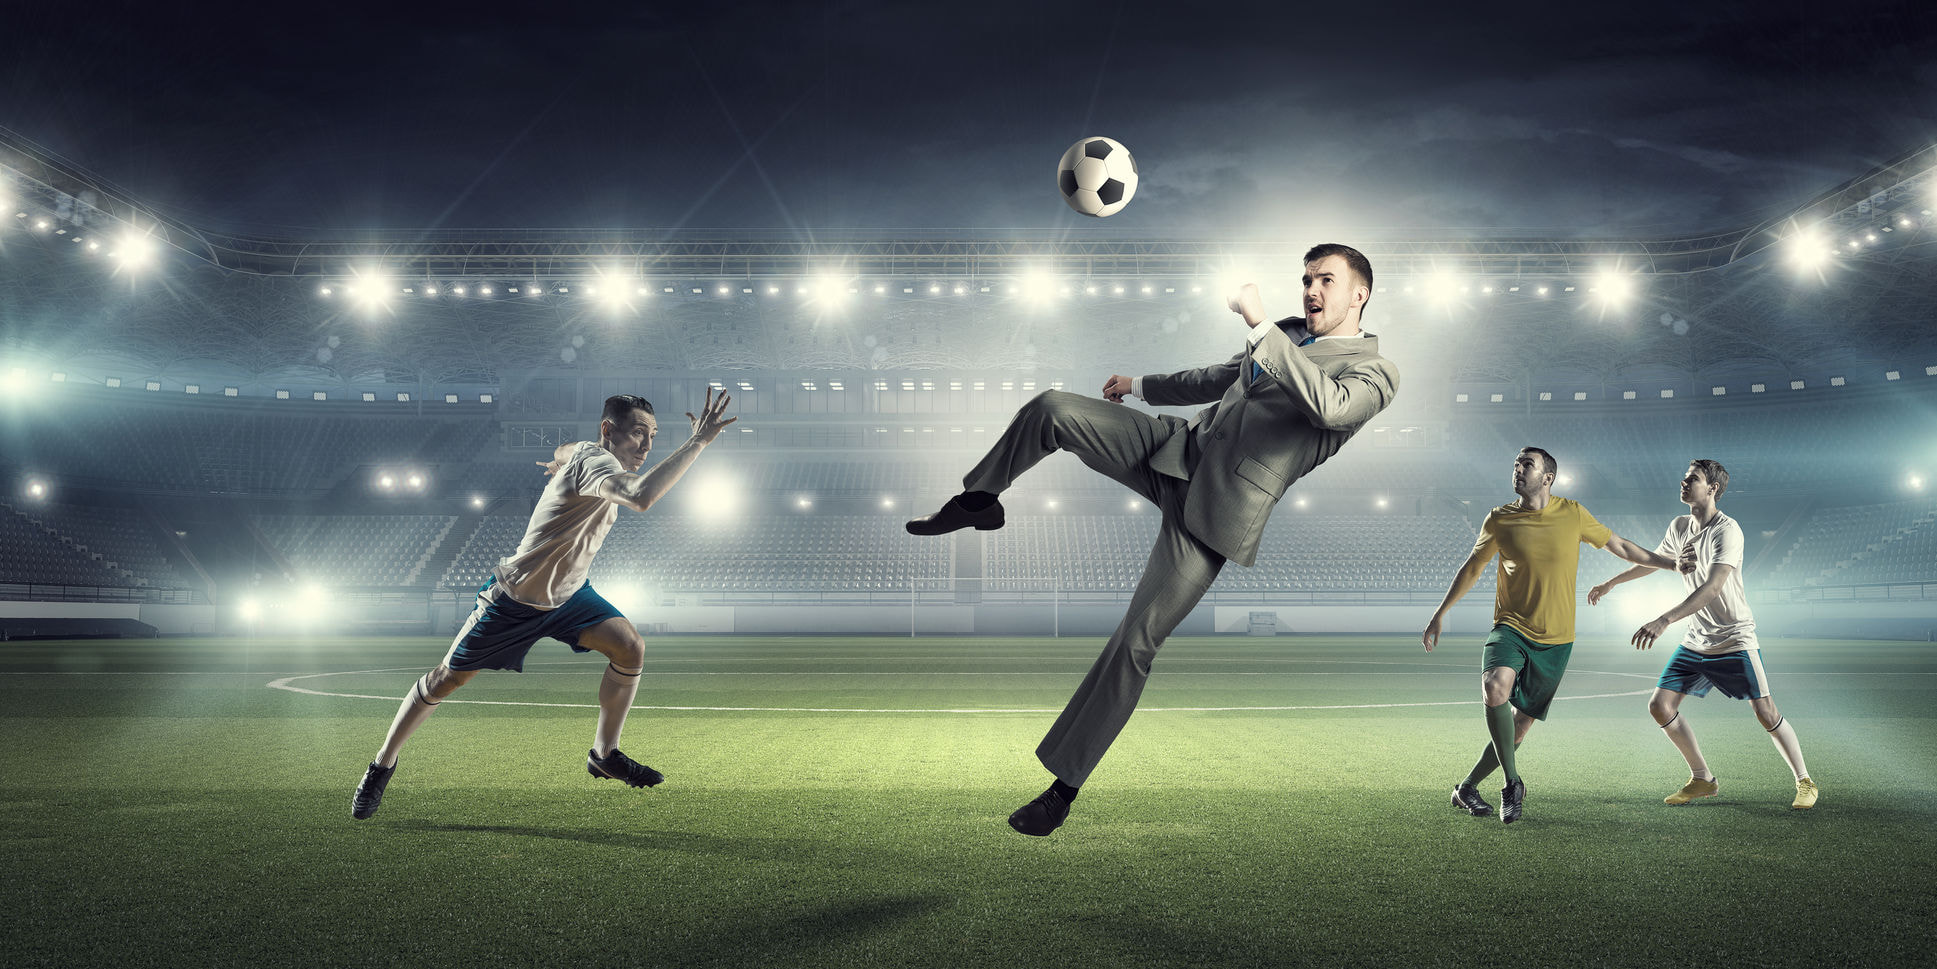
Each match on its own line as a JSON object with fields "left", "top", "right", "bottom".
{"left": 1659, "top": 712, "right": 1712, "bottom": 781}
{"left": 1766, "top": 716, "right": 1810, "bottom": 781}
{"left": 594, "top": 663, "right": 642, "bottom": 758}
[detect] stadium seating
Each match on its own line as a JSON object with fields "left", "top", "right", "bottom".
{"left": 256, "top": 514, "right": 456, "bottom": 588}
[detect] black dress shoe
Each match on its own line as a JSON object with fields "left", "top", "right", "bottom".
{"left": 1451, "top": 783, "right": 1494, "bottom": 817}
{"left": 906, "top": 495, "right": 1005, "bottom": 536}
{"left": 1007, "top": 787, "right": 1071, "bottom": 836}
{"left": 1500, "top": 777, "right": 1526, "bottom": 825}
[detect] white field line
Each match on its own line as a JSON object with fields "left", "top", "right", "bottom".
{"left": 260, "top": 664, "right": 1659, "bottom": 713}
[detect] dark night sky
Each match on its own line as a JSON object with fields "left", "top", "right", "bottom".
{"left": 3, "top": 0, "right": 1933, "bottom": 238}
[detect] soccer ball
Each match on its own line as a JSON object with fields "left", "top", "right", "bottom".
{"left": 1057, "top": 137, "right": 1138, "bottom": 217}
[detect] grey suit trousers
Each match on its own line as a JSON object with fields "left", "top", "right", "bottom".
{"left": 963, "top": 391, "right": 1227, "bottom": 786}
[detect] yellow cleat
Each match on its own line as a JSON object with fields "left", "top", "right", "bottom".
{"left": 1793, "top": 777, "right": 1820, "bottom": 810}
{"left": 1665, "top": 776, "right": 1720, "bottom": 805}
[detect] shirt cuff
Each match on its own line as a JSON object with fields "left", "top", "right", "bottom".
{"left": 1247, "top": 324, "right": 1272, "bottom": 348}
{"left": 1130, "top": 376, "right": 1145, "bottom": 400}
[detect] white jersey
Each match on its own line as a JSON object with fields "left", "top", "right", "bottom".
{"left": 494, "top": 442, "right": 625, "bottom": 609}
{"left": 1655, "top": 511, "right": 1757, "bottom": 654}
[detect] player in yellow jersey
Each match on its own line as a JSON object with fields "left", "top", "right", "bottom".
{"left": 1423, "top": 447, "right": 1678, "bottom": 823}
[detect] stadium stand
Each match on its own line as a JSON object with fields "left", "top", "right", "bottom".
{"left": 256, "top": 514, "right": 457, "bottom": 588}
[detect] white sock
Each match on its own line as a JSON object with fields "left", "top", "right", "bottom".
{"left": 1659, "top": 712, "right": 1712, "bottom": 780}
{"left": 1767, "top": 716, "right": 1809, "bottom": 781}
{"left": 594, "top": 663, "right": 642, "bottom": 757}
{"left": 375, "top": 674, "right": 442, "bottom": 768}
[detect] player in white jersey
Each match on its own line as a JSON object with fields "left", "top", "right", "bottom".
{"left": 1588, "top": 460, "right": 1818, "bottom": 810}
{"left": 351, "top": 389, "right": 736, "bottom": 820}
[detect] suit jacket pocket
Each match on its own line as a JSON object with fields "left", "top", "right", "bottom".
{"left": 1233, "top": 456, "right": 1288, "bottom": 499}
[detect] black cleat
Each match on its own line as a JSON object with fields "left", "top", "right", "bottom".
{"left": 351, "top": 761, "right": 396, "bottom": 820}
{"left": 1007, "top": 786, "right": 1072, "bottom": 837}
{"left": 1500, "top": 777, "right": 1526, "bottom": 825}
{"left": 588, "top": 748, "right": 664, "bottom": 788}
{"left": 906, "top": 495, "right": 1005, "bottom": 536}
{"left": 1451, "top": 783, "right": 1494, "bottom": 817}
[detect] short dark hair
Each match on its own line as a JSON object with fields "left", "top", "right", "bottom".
{"left": 1304, "top": 243, "right": 1374, "bottom": 318}
{"left": 1690, "top": 459, "right": 1729, "bottom": 497}
{"left": 1520, "top": 446, "right": 1557, "bottom": 480}
{"left": 601, "top": 394, "right": 654, "bottom": 425}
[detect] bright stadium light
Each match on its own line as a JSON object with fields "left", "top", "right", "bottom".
{"left": 406, "top": 472, "right": 425, "bottom": 490}
{"left": 377, "top": 473, "right": 395, "bottom": 490}
{"left": 1785, "top": 226, "right": 1834, "bottom": 275}
{"left": 237, "top": 598, "right": 261, "bottom": 622}
{"left": 1423, "top": 271, "right": 1460, "bottom": 305}
{"left": 470, "top": 495, "right": 486, "bottom": 509}
{"left": 688, "top": 475, "right": 741, "bottom": 522}
{"left": 796, "top": 496, "right": 813, "bottom": 509}
{"left": 1018, "top": 270, "right": 1057, "bottom": 304}
{"left": 1, "top": 366, "right": 27, "bottom": 397}
{"left": 292, "top": 584, "right": 329, "bottom": 624}
{"left": 113, "top": 229, "right": 158, "bottom": 271}
{"left": 1910, "top": 473, "right": 1926, "bottom": 492}
{"left": 1591, "top": 269, "right": 1638, "bottom": 309}
{"left": 347, "top": 267, "right": 393, "bottom": 311}
{"left": 809, "top": 274, "right": 850, "bottom": 307}
{"left": 24, "top": 477, "right": 49, "bottom": 500}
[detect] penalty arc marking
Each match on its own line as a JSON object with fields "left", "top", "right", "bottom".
{"left": 266, "top": 664, "right": 1655, "bottom": 714}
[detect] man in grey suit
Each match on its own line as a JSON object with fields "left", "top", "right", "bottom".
{"left": 907, "top": 243, "right": 1401, "bottom": 836}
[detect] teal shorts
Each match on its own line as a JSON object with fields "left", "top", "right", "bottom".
{"left": 1480, "top": 624, "right": 1574, "bottom": 721}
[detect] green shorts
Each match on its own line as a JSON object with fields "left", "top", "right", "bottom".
{"left": 1481, "top": 624, "right": 1574, "bottom": 721}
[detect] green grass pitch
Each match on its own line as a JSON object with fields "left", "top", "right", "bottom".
{"left": 3, "top": 634, "right": 1933, "bottom": 968}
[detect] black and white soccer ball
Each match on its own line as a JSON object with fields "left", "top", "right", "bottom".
{"left": 1057, "top": 136, "right": 1138, "bottom": 217}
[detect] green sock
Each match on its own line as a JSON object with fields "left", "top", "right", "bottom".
{"left": 1462, "top": 737, "right": 1524, "bottom": 788}
{"left": 1486, "top": 702, "right": 1521, "bottom": 782}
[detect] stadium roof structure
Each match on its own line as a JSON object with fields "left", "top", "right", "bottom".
{"left": 3, "top": 127, "right": 1935, "bottom": 392}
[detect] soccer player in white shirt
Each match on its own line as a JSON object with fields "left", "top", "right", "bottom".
{"left": 351, "top": 389, "right": 736, "bottom": 820}
{"left": 1588, "top": 460, "right": 1818, "bottom": 810}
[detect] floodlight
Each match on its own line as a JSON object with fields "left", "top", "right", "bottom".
{"left": 1785, "top": 226, "right": 1833, "bottom": 274}
{"left": 688, "top": 475, "right": 741, "bottom": 521}
{"left": 1911, "top": 474, "right": 1926, "bottom": 492}
{"left": 406, "top": 473, "right": 424, "bottom": 490}
{"left": 1592, "top": 270, "right": 1637, "bottom": 306}
{"left": 377, "top": 474, "right": 395, "bottom": 490}
{"left": 809, "top": 274, "right": 849, "bottom": 305}
{"left": 348, "top": 268, "right": 393, "bottom": 309}
{"left": 1, "top": 366, "right": 26, "bottom": 397}
{"left": 796, "top": 496, "right": 812, "bottom": 509}
{"left": 114, "top": 230, "right": 158, "bottom": 270}
{"left": 470, "top": 496, "right": 486, "bottom": 509}
{"left": 1423, "top": 272, "right": 1460, "bottom": 304}
{"left": 25, "top": 477, "right": 48, "bottom": 499}
{"left": 237, "top": 598, "right": 261, "bottom": 622}
{"left": 1019, "top": 271, "right": 1056, "bottom": 304}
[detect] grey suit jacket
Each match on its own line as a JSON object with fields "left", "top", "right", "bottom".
{"left": 1140, "top": 319, "right": 1399, "bottom": 567}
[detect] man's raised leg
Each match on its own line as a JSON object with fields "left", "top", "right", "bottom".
{"left": 909, "top": 390, "right": 1178, "bottom": 535}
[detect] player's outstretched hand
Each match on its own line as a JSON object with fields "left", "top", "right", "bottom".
{"left": 1422, "top": 614, "right": 1443, "bottom": 652}
{"left": 1587, "top": 583, "right": 1610, "bottom": 605}
{"left": 1632, "top": 617, "right": 1669, "bottom": 650}
{"left": 688, "top": 386, "right": 737, "bottom": 445}
{"left": 1102, "top": 374, "right": 1133, "bottom": 403}
{"left": 1226, "top": 282, "right": 1264, "bottom": 327}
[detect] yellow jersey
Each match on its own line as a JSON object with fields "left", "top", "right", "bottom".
{"left": 1473, "top": 496, "right": 1612, "bottom": 645}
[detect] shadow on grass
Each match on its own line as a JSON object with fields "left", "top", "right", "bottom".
{"left": 681, "top": 894, "right": 952, "bottom": 967}
{"left": 382, "top": 819, "right": 789, "bottom": 856}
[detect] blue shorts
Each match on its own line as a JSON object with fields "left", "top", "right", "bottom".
{"left": 1656, "top": 645, "right": 1770, "bottom": 700}
{"left": 442, "top": 575, "right": 624, "bottom": 673}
